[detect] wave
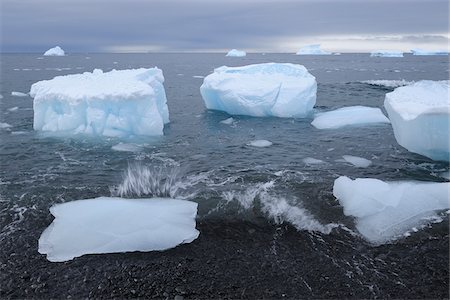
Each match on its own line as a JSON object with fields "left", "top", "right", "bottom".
{"left": 360, "top": 79, "right": 414, "bottom": 88}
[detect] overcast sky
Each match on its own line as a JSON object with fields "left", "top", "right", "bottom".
{"left": 1, "top": 0, "right": 449, "bottom": 53}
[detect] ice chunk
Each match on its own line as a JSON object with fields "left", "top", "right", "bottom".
{"left": 8, "top": 107, "right": 19, "bottom": 112}
{"left": 411, "top": 48, "right": 449, "bottom": 56}
{"left": 247, "top": 140, "right": 272, "bottom": 147}
{"left": 342, "top": 155, "right": 372, "bottom": 168}
{"left": 361, "top": 80, "right": 414, "bottom": 88}
{"left": 11, "top": 91, "right": 28, "bottom": 97}
{"left": 220, "top": 117, "right": 234, "bottom": 125}
{"left": 384, "top": 80, "right": 450, "bottom": 161}
{"left": 38, "top": 197, "right": 199, "bottom": 262}
{"left": 370, "top": 50, "right": 404, "bottom": 57}
{"left": 43, "top": 46, "right": 65, "bottom": 56}
{"left": 333, "top": 176, "right": 450, "bottom": 244}
{"left": 296, "top": 44, "right": 331, "bottom": 55}
{"left": 302, "top": 157, "right": 325, "bottom": 165}
{"left": 311, "top": 106, "right": 390, "bottom": 129}
{"left": 30, "top": 68, "right": 170, "bottom": 137}
{"left": 200, "top": 63, "right": 317, "bottom": 118}
{"left": 0, "top": 122, "right": 12, "bottom": 129}
{"left": 226, "top": 49, "right": 246, "bottom": 57}
{"left": 111, "top": 143, "right": 144, "bottom": 152}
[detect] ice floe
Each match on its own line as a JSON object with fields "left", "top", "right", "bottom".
{"left": 30, "top": 68, "right": 169, "bottom": 137}
{"left": 342, "top": 155, "right": 372, "bottom": 168}
{"left": 11, "top": 91, "right": 28, "bottom": 97}
{"left": 333, "top": 176, "right": 450, "bottom": 244}
{"left": 384, "top": 80, "right": 449, "bottom": 161}
{"left": 38, "top": 197, "right": 199, "bottom": 262}
{"left": 247, "top": 140, "right": 273, "bottom": 147}
{"left": 201, "top": 63, "right": 317, "bottom": 118}
{"left": 311, "top": 106, "right": 390, "bottom": 129}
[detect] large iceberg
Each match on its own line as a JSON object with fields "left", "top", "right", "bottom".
{"left": 333, "top": 176, "right": 450, "bottom": 244}
{"left": 30, "top": 68, "right": 169, "bottom": 137}
{"left": 411, "top": 48, "right": 449, "bottom": 56}
{"left": 200, "top": 63, "right": 317, "bottom": 118}
{"left": 296, "top": 44, "right": 331, "bottom": 55}
{"left": 311, "top": 106, "right": 390, "bottom": 129}
{"left": 38, "top": 197, "right": 199, "bottom": 262}
{"left": 226, "top": 49, "right": 246, "bottom": 57}
{"left": 384, "top": 80, "right": 449, "bottom": 161}
{"left": 43, "top": 46, "right": 65, "bottom": 56}
{"left": 370, "top": 50, "right": 404, "bottom": 57}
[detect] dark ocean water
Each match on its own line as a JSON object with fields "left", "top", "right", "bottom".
{"left": 0, "top": 53, "right": 449, "bottom": 298}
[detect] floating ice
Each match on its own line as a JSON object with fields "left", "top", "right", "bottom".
{"left": 226, "top": 49, "right": 246, "bottom": 57}
{"left": 384, "top": 80, "right": 450, "bottom": 161}
{"left": 361, "top": 80, "right": 414, "bottom": 88}
{"left": 220, "top": 117, "right": 234, "bottom": 125}
{"left": 311, "top": 106, "right": 390, "bottom": 129}
{"left": 30, "top": 68, "right": 169, "bottom": 137}
{"left": 342, "top": 155, "right": 372, "bottom": 168}
{"left": 333, "top": 176, "right": 450, "bottom": 244}
{"left": 43, "top": 46, "right": 65, "bottom": 56}
{"left": 248, "top": 140, "right": 272, "bottom": 147}
{"left": 302, "top": 157, "right": 325, "bottom": 165}
{"left": 0, "top": 94, "right": 3, "bottom": 99}
{"left": 111, "top": 143, "right": 144, "bottom": 152}
{"left": 193, "top": 75, "right": 204, "bottom": 79}
{"left": 201, "top": 63, "right": 317, "bottom": 118}
{"left": 411, "top": 48, "right": 449, "bottom": 56}
{"left": 38, "top": 197, "right": 199, "bottom": 262}
{"left": 0, "top": 122, "right": 12, "bottom": 129}
{"left": 8, "top": 107, "right": 19, "bottom": 112}
{"left": 296, "top": 44, "right": 331, "bottom": 55}
{"left": 11, "top": 91, "right": 28, "bottom": 97}
{"left": 370, "top": 50, "right": 404, "bottom": 57}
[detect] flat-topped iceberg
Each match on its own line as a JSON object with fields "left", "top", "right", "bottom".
{"left": 411, "top": 48, "right": 449, "bottom": 56}
{"left": 200, "top": 63, "right": 317, "bottom": 118}
{"left": 296, "top": 44, "right": 331, "bottom": 55}
{"left": 43, "top": 46, "right": 65, "bottom": 56}
{"left": 370, "top": 50, "right": 403, "bottom": 57}
{"left": 39, "top": 197, "right": 199, "bottom": 262}
{"left": 30, "top": 68, "right": 169, "bottom": 137}
{"left": 226, "top": 49, "right": 246, "bottom": 57}
{"left": 333, "top": 176, "right": 450, "bottom": 244}
{"left": 384, "top": 80, "right": 449, "bottom": 161}
{"left": 311, "top": 106, "right": 390, "bottom": 129}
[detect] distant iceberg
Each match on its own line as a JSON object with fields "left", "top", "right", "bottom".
{"left": 43, "top": 46, "right": 65, "bottom": 56}
{"left": 333, "top": 176, "right": 450, "bottom": 244}
{"left": 38, "top": 197, "right": 199, "bottom": 262}
{"left": 384, "top": 80, "right": 449, "bottom": 161}
{"left": 370, "top": 50, "right": 404, "bottom": 57}
{"left": 200, "top": 63, "right": 317, "bottom": 118}
{"left": 296, "top": 44, "right": 331, "bottom": 55}
{"left": 311, "top": 106, "right": 390, "bottom": 129}
{"left": 30, "top": 68, "right": 170, "bottom": 137}
{"left": 411, "top": 48, "right": 449, "bottom": 56}
{"left": 226, "top": 49, "right": 246, "bottom": 57}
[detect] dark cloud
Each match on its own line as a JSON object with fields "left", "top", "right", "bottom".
{"left": 1, "top": 0, "right": 448, "bottom": 52}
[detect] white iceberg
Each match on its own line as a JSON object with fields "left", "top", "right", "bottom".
{"left": 296, "top": 44, "right": 331, "bottom": 55}
{"left": 370, "top": 50, "right": 404, "bottom": 57}
{"left": 43, "top": 46, "right": 65, "bottom": 56}
{"left": 200, "top": 63, "right": 317, "bottom": 118}
{"left": 384, "top": 80, "right": 450, "bottom": 161}
{"left": 311, "top": 106, "right": 390, "bottom": 129}
{"left": 38, "top": 197, "right": 199, "bottom": 262}
{"left": 247, "top": 139, "right": 272, "bottom": 147}
{"left": 342, "top": 155, "right": 372, "bottom": 168}
{"left": 30, "top": 68, "right": 169, "bottom": 137}
{"left": 411, "top": 48, "right": 449, "bottom": 56}
{"left": 226, "top": 49, "right": 246, "bottom": 57}
{"left": 333, "top": 176, "right": 450, "bottom": 244}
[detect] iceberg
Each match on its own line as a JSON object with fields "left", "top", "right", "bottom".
{"left": 296, "top": 44, "right": 331, "bottom": 55}
{"left": 200, "top": 63, "right": 317, "bottom": 118}
{"left": 311, "top": 106, "right": 390, "bottom": 129}
{"left": 411, "top": 48, "right": 449, "bottom": 56}
{"left": 226, "top": 49, "right": 246, "bottom": 57}
{"left": 38, "top": 197, "right": 199, "bottom": 262}
{"left": 43, "top": 46, "right": 65, "bottom": 56}
{"left": 30, "top": 68, "right": 170, "bottom": 137}
{"left": 333, "top": 176, "right": 450, "bottom": 244}
{"left": 370, "top": 50, "right": 404, "bottom": 57}
{"left": 384, "top": 80, "right": 450, "bottom": 161}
